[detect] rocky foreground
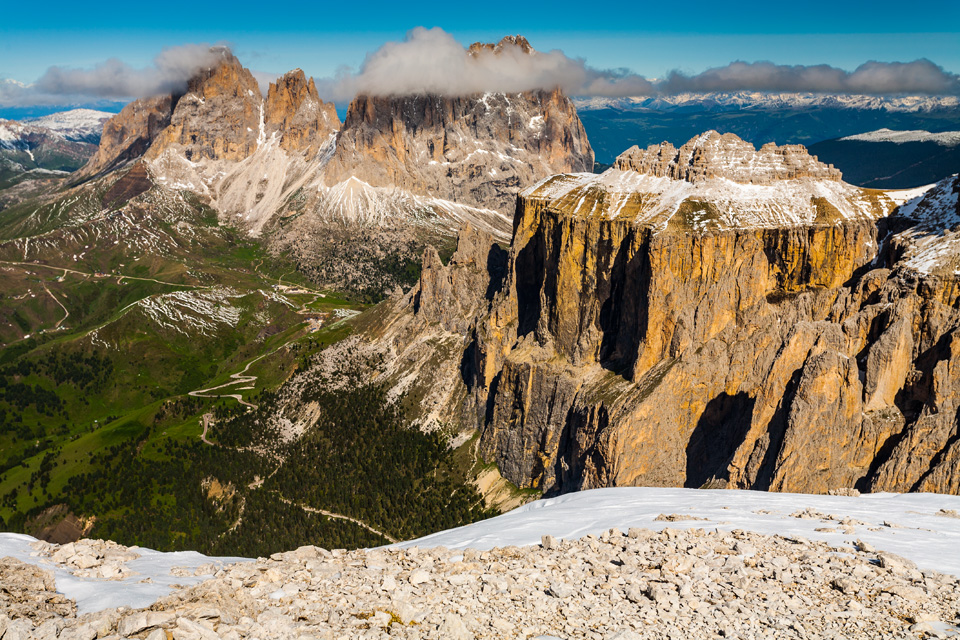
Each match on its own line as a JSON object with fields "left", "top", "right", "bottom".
{"left": 3, "top": 526, "right": 959, "bottom": 640}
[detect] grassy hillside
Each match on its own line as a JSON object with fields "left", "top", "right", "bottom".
{"left": 0, "top": 163, "right": 493, "bottom": 555}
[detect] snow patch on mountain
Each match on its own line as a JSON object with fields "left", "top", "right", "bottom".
{"left": 0, "top": 123, "right": 21, "bottom": 147}
{"left": 2, "top": 487, "right": 960, "bottom": 615}
{"left": 524, "top": 168, "right": 914, "bottom": 230}
{"left": 839, "top": 128, "right": 960, "bottom": 146}
{"left": 0, "top": 533, "right": 246, "bottom": 614}
{"left": 319, "top": 176, "right": 512, "bottom": 241}
{"left": 403, "top": 487, "right": 960, "bottom": 578}
{"left": 891, "top": 175, "right": 960, "bottom": 274}
{"left": 137, "top": 288, "right": 243, "bottom": 336}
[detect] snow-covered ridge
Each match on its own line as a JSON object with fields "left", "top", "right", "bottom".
{"left": 0, "top": 109, "right": 111, "bottom": 150}
{"left": 574, "top": 93, "right": 960, "bottom": 113}
{"left": 891, "top": 174, "right": 960, "bottom": 275}
{"left": 24, "top": 109, "right": 113, "bottom": 142}
{"left": 523, "top": 168, "right": 916, "bottom": 231}
{"left": 839, "top": 128, "right": 960, "bottom": 146}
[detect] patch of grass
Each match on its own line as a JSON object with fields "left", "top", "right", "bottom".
{"left": 669, "top": 199, "right": 723, "bottom": 232}
{"left": 811, "top": 197, "right": 843, "bottom": 224}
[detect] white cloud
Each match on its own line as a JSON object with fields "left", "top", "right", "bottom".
{"left": 0, "top": 44, "right": 228, "bottom": 107}
{"left": 657, "top": 59, "right": 960, "bottom": 95}
{"left": 312, "top": 27, "right": 655, "bottom": 102}
{"left": 2, "top": 33, "right": 957, "bottom": 110}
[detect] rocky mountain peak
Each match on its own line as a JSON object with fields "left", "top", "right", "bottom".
{"left": 326, "top": 75, "right": 593, "bottom": 214}
{"left": 184, "top": 49, "right": 260, "bottom": 101}
{"left": 614, "top": 131, "right": 843, "bottom": 185}
{"left": 74, "top": 95, "right": 175, "bottom": 180}
{"left": 145, "top": 51, "right": 262, "bottom": 163}
{"left": 468, "top": 35, "right": 534, "bottom": 56}
{"left": 265, "top": 69, "right": 340, "bottom": 154}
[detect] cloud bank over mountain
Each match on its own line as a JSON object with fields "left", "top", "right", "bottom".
{"left": 2, "top": 30, "right": 958, "bottom": 108}
{"left": 312, "top": 27, "right": 654, "bottom": 102}
{"left": 657, "top": 59, "right": 960, "bottom": 95}
{"left": 0, "top": 44, "right": 227, "bottom": 107}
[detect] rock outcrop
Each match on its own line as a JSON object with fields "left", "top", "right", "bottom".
{"left": 370, "top": 132, "right": 960, "bottom": 497}
{"left": 145, "top": 49, "right": 262, "bottom": 164}
{"left": 264, "top": 69, "right": 340, "bottom": 154}
{"left": 7, "top": 528, "right": 960, "bottom": 640}
{"left": 72, "top": 95, "right": 174, "bottom": 181}
{"left": 0, "top": 557, "right": 75, "bottom": 623}
{"left": 614, "top": 131, "right": 842, "bottom": 184}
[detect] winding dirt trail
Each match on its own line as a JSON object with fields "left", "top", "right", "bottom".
{"left": 188, "top": 351, "right": 269, "bottom": 409}
{"left": 276, "top": 495, "right": 398, "bottom": 544}
{"left": 187, "top": 291, "right": 334, "bottom": 410}
{"left": 0, "top": 259, "right": 208, "bottom": 289}
{"left": 42, "top": 284, "right": 69, "bottom": 330}
{"left": 199, "top": 413, "right": 215, "bottom": 445}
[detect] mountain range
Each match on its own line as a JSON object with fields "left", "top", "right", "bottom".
{"left": 809, "top": 128, "right": 960, "bottom": 188}
{"left": 0, "top": 109, "right": 112, "bottom": 198}
{"left": 1, "top": 40, "right": 960, "bottom": 558}
{"left": 0, "top": 39, "right": 593, "bottom": 552}
{"left": 576, "top": 92, "right": 960, "bottom": 185}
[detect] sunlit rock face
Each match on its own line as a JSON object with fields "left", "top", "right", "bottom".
{"left": 387, "top": 135, "right": 960, "bottom": 497}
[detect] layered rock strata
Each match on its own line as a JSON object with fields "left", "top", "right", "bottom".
{"left": 378, "top": 134, "right": 960, "bottom": 496}
{"left": 78, "top": 39, "right": 589, "bottom": 240}
{"left": 322, "top": 36, "right": 594, "bottom": 216}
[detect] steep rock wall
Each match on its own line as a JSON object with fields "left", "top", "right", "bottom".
{"left": 324, "top": 88, "right": 593, "bottom": 215}
{"left": 439, "top": 174, "right": 960, "bottom": 496}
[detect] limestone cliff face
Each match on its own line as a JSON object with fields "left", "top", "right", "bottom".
{"left": 474, "top": 170, "right": 960, "bottom": 496}
{"left": 74, "top": 95, "right": 174, "bottom": 180}
{"left": 388, "top": 133, "right": 960, "bottom": 496}
{"left": 264, "top": 69, "right": 340, "bottom": 155}
{"left": 324, "top": 37, "right": 593, "bottom": 215}
{"left": 80, "top": 46, "right": 530, "bottom": 243}
{"left": 145, "top": 50, "right": 262, "bottom": 163}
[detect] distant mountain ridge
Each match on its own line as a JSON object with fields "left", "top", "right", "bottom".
{"left": 575, "top": 93, "right": 960, "bottom": 172}
{"left": 574, "top": 92, "right": 960, "bottom": 113}
{"left": 839, "top": 128, "right": 960, "bottom": 145}
{"left": 810, "top": 128, "right": 960, "bottom": 189}
{"left": 0, "top": 109, "right": 112, "bottom": 192}
{"left": 23, "top": 109, "right": 114, "bottom": 144}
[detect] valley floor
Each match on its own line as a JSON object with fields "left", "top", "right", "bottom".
{"left": 2, "top": 487, "right": 960, "bottom": 639}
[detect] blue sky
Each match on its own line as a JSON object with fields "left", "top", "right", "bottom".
{"left": 2, "top": 0, "right": 958, "bottom": 84}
